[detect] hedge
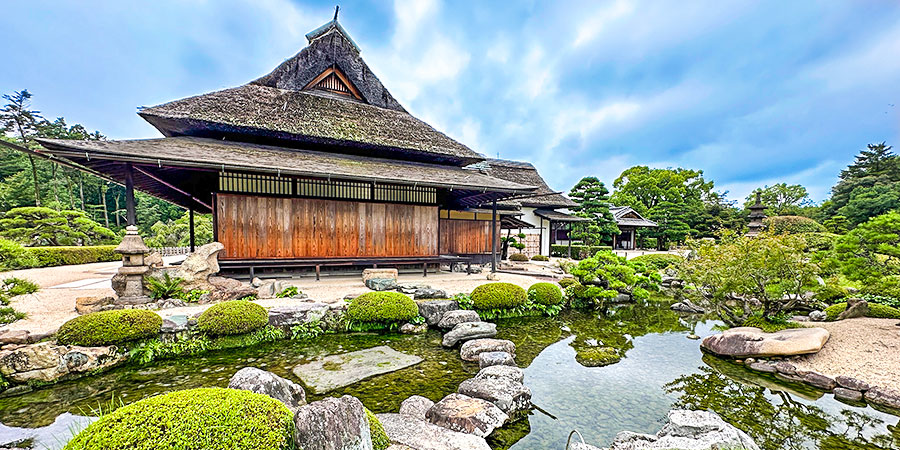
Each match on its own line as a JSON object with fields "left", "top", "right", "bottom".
{"left": 57, "top": 310, "right": 163, "bottom": 346}
{"left": 629, "top": 253, "right": 683, "bottom": 271}
{"left": 470, "top": 283, "right": 527, "bottom": 310}
{"left": 366, "top": 408, "right": 390, "bottom": 450}
{"left": 0, "top": 238, "right": 37, "bottom": 271}
{"left": 197, "top": 301, "right": 268, "bottom": 336}
{"left": 550, "top": 245, "right": 612, "bottom": 259}
{"left": 24, "top": 245, "right": 119, "bottom": 268}
{"left": 63, "top": 388, "right": 294, "bottom": 450}
{"left": 346, "top": 292, "right": 419, "bottom": 324}
{"left": 528, "top": 282, "right": 564, "bottom": 306}
{"left": 825, "top": 302, "right": 900, "bottom": 321}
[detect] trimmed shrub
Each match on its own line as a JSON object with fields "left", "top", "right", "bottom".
{"left": 366, "top": 408, "right": 390, "bottom": 450}
{"left": 550, "top": 245, "right": 612, "bottom": 260}
{"left": 0, "top": 238, "right": 37, "bottom": 270}
{"left": 509, "top": 253, "right": 529, "bottom": 262}
{"left": 825, "top": 302, "right": 900, "bottom": 321}
{"left": 57, "top": 310, "right": 163, "bottom": 346}
{"left": 528, "top": 282, "right": 564, "bottom": 306}
{"left": 24, "top": 245, "right": 119, "bottom": 268}
{"left": 346, "top": 292, "right": 418, "bottom": 324}
{"left": 629, "top": 253, "right": 683, "bottom": 271}
{"left": 197, "top": 300, "right": 268, "bottom": 336}
{"left": 470, "top": 283, "right": 527, "bottom": 310}
{"left": 63, "top": 388, "right": 294, "bottom": 450}
{"left": 763, "top": 216, "right": 826, "bottom": 234}
{"left": 531, "top": 254, "right": 549, "bottom": 262}
{"left": 558, "top": 277, "right": 578, "bottom": 288}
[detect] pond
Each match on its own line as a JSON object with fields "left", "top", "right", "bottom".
{"left": 1, "top": 301, "right": 898, "bottom": 449}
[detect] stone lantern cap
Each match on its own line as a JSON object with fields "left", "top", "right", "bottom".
{"left": 115, "top": 225, "right": 150, "bottom": 255}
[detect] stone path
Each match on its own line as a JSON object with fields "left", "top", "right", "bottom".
{"left": 292, "top": 345, "right": 423, "bottom": 393}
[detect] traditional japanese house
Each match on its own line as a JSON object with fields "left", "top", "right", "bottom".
{"left": 608, "top": 206, "right": 657, "bottom": 250}
{"left": 23, "top": 14, "right": 538, "bottom": 276}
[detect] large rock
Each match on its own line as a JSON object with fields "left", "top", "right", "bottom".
{"left": 366, "top": 278, "right": 399, "bottom": 291}
{"left": 376, "top": 413, "right": 491, "bottom": 450}
{"left": 474, "top": 365, "right": 524, "bottom": 384}
{"left": 75, "top": 296, "right": 115, "bottom": 315}
{"left": 864, "top": 386, "right": 900, "bottom": 410}
{"left": 414, "top": 288, "right": 448, "bottom": 300}
{"left": 460, "top": 339, "right": 515, "bottom": 362}
{"left": 268, "top": 304, "right": 330, "bottom": 327}
{"left": 700, "top": 327, "right": 830, "bottom": 358}
{"left": 0, "top": 342, "right": 126, "bottom": 383}
{"left": 400, "top": 395, "right": 435, "bottom": 420}
{"left": 293, "top": 395, "right": 372, "bottom": 450}
{"left": 363, "top": 268, "right": 398, "bottom": 283}
{"left": 441, "top": 322, "right": 497, "bottom": 348}
{"left": 609, "top": 410, "right": 759, "bottom": 450}
{"left": 457, "top": 377, "right": 532, "bottom": 415}
{"left": 228, "top": 367, "right": 306, "bottom": 413}
{"left": 438, "top": 310, "right": 481, "bottom": 330}
{"left": 417, "top": 300, "right": 459, "bottom": 326}
{"left": 293, "top": 346, "right": 423, "bottom": 393}
{"left": 200, "top": 285, "right": 257, "bottom": 304}
{"left": 478, "top": 351, "right": 515, "bottom": 369}
{"left": 835, "top": 375, "right": 870, "bottom": 392}
{"left": 171, "top": 242, "right": 225, "bottom": 291}
{"left": 837, "top": 298, "right": 869, "bottom": 320}
{"left": 425, "top": 393, "right": 508, "bottom": 437}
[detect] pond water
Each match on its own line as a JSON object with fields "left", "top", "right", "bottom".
{"left": 0, "top": 301, "right": 898, "bottom": 449}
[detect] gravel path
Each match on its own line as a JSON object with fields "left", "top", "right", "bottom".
{"left": 792, "top": 318, "right": 900, "bottom": 390}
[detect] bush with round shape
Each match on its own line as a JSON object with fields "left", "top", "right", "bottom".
{"left": 629, "top": 253, "right": 683, "bottom": 271}
{"left": 57, "top": 310, "right": 163, "bottom": 346}
{"left": 365, "top": 408, "right": 390, "bottom": 450}
{"left": 531, "top": 254, "right": 549, "bottom": 262}
{"left": 528, "top": 282, "right": 564, "bottom": 306}
{"left": 825, "top": 302, "right": 900, "bottom": 321}
{"left": 63, "top": 388, "right": 293, "bottom": 450}
{"left": 763, "top": 216, "right": 826, "bottom": 234}
{"left": 346, "top": 292, "right": 418, "bottom": 323}
{"left": 470, "top": 283, "right": 527, "bottom": 310}
{"left": 509, "top": 253, "right": 529, "bottom": 262}
{"left": 197, "top": 300, "right": 268, "bottom": 336}
{"left": 558, "top": 278, "right": 578, "bottom": 288}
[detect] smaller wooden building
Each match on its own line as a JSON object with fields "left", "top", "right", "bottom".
{"left": 609, "top": 206, "right": 657, "bottom": 250}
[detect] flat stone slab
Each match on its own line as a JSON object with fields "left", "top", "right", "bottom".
{"left": 292, "top": 346, "right": 422, "bottom": 394}
{"left": 701, "top": 326, "right": 830, "bottom": 358}
{"left": 377, "top": 413, "right": 491, "bottom": 450}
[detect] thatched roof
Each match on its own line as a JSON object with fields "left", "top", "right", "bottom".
{"left": 480, "top": 159, "right": 577, "bottom": 208}
{"left": 139, "top": 17, "right": 484, "bottom": 166}
{"left": 610, "top": 206, "right": 658, "bottom": 227}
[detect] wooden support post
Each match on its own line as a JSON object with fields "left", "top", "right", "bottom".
{"left": 491, "top": 200, "right": 497, "bottom": 273}
{"left": 315, "top": 265, "right": 321, "bottom": 281}
{"left": 567, "top": 224, "right": 572, "bottom": 259}
{"left": 249, "top": 266, "right": 255, "bottom": 279}
{"left": 189, "top": 207, "right": 196, "bottom": 252}
{"left": 423, "top": 263, "right": 428, "bottom": 277}
{"left": 124, "top": 163, "right": 136, "bottom": 226}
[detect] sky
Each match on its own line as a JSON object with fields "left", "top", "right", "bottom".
{"left": 2, "top": 0, "right": 899, "bottom": 204}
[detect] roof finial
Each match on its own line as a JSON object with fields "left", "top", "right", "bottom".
{"left": 334, "top": 5, "right": 340, "bottom": 21}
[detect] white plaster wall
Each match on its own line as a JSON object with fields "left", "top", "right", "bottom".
{"left": 508, "top": 207, "right": 550, "bottom": 256}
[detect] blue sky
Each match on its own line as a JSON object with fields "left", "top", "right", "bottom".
{"left": 3, "top": 1, "right": 899, "bottom": 203}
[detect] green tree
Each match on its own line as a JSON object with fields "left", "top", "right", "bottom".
{"left": 568, "top": 177, "right": 618, "bottom": 245}
{"left": 824, "top": 142, "right": 900, "bottom": 226}
{"left": 0, "top": 90, "right": 43, "bottom": 206}
{"left": 144, "top": 211, "right": 213, "bottom": 248}
{"left": 822, "top": 215, "right": 849, "bottom": 234}
{"left": 0, "top": 206, "right": 117, "bottom": 246}
{"left": 566, "top": 250, "right": 660, "bottom": 307}
{"left": 832, "top": 211, "right": 900, "bottom": 284}
{"left": 744, "top": 183, "right": 813, "bottom": 216}
{"left": 646, "top": 200, "right": 692, "bottom": 249}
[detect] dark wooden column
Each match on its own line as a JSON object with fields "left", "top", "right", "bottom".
{"left": 567, "top": 223, "right": 572, "bottom": 259}
{"left": 189, "top": 207, "right": 196, "bottom": 252}
{"left": 491, "top": 200, "right": 497, "bottom": 273}
{"left": 124, "top": 163, "right": 136, "bottom": 226}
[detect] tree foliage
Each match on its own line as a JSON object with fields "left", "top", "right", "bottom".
{"left": 824, "top": 142, "right": 900, "bottom": 226}
{"left": 566, "top": 251, "right": 660, "bottom": 307}
{"left": 744, "top": 183, "right": 813, "bottom": 216}
{"left": 0, "top": 207, "right": 117, "bottom": 246}
{"left": 568, "top": 176, "right": 618, "bottom": 246}
{"left": 145, "top": 211, "right": 213, "bottom": 248}
{"left": 832, "top": 211, "right": 900, "bottom": 285}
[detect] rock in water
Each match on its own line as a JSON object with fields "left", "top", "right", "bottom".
{"left": 416, "top": 300, "right": 459, "bottom": 326}
{"left": 376, "top": 413, "right": 491, "bottom": 450}
{"left": 425, "top": 393, "right": 508, "bottom": 437}
{"left": 864, "top": 386, "right": 900, "bottom": 410}
{"left": 834, "top": 387, "right": 864, "bottom": 402}
{"left": 608, "top": 410, "right": 759, "bottom": 450}
{"left": 267, "top": 304, "right": 330, "bottom": 327}
{"left": 438, "top": 310, "right": 481, "bottom": 330}
{"left": 457, "top": 377, "right": 532, "bottom": 415}
{"left": 474, "top": 365, "right": 525, "bottom": 384}
{"left": 459, "top": 339, "right": 516, "bottom": 362}
{"left": 292, "top": 346, "right": 422, "bottom": 393}
{"left": 441, "top": 322, "right": 497, "bottom": 348}
{"left": 294, "top": 395, "right": 373, "bottom": 450}
{"left": 0, "top": 342, "right": 126, "bottom": 383}
{"left": 399, "top": 395, "right": 435, "bottom": 420}
{"left": 228, "top": 367, "right": 306, "bottom": 412}
{"left": 478, "top": 351, "right": 516, "bottom": 369}
{"left": 700, "top": 327, "right": 830, "bottom": 358}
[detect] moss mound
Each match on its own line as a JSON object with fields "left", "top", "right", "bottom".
{"left": 470, "top": 283, "right": 527, "bottom": 310}
{"left": 630, "top": 253, "right": 683, "bottom": 271}
{"left": 575, "top": 347, "right": 621, "bottom": 367}
{"left": 531, "top": 254, "right": 549, "bottom": 261}
{"left": 64, "top": 388, "right": 293, "bottom": 450}
{"left": 197, "top": 300, "right": 268, "bottom": 336}
{"left": 57, "top": 310, "right": 162, "bottom": 346}
{"left": 558, "top": 278, "right": 578, "bottom": 288}
{"left": 825, "top": 302, "right": 900, "bottom": 321}
{"left": 346, "top": 292, "right": 418, "bottom": 323}
{"left": 365, "top": 408, "right": 390, "bottom": 450}
{"left": 509, "top": 253, "right": 529, "bottom": 262}
{"left": 528, "top": 282, "right": 564, "bottom": 306}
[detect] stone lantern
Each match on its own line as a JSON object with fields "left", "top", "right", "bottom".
{"left": 111, "top": 225, "right": 152, "bottom": 304}
{"left": 746, "top": 191, "right": 767, "bottom": 237}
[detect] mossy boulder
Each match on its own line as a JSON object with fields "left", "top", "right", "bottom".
{"left": 366, "top": 407, "right": 390, "bottom": 450}
{"left": 197, "top": 300, "right": 268, "bottom": 336}
{"left": 346, "top": 292, "right": 418, "bottom": 323}
{"left": 470, "top": 283, "right": 527, "bottom": 310}
{"left": 575, "top": 347, "right": 621, "bottom": 367}
{"left": 527, "top": 283, "right": 564, "bottom": 306}
{"left": 57, "top": 310, "right": 162, "bottom": 346}
{"left": 825, "top": 302, "right": 900, "bottom": 321}
{"left": 63, "top": 387, "right": 294, "bottom": 450}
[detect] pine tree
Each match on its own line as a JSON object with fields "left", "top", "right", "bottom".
{"left": 568, "top": 177, "right": 619, "bottom": 246}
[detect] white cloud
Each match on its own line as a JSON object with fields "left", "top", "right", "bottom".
{"left": 572, "top": 0, "right": 635, "bottom": 47}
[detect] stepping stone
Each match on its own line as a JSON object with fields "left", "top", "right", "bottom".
{"left": 399, "top": 395, "right": 435, "bottom": 420}
{"left": 377, "top": 413, "right": 490, "bottom": 450}
{"left": 441, "top": 322, "right": 496, "bottom": 348}
{"left": 478, "top": 351, "right": 515, "bottom": 369}
{"left": 459, "top": 339, "right": 515, "bottom": 362}
{"left": 474, "top": 365, "right": 524, "bottom": 384}
{"left": 438, "top": 310, "right": 480, "bottom": 330}
{"left": 425, "top": 393, "right": 508, "bottom": 437}
{"left": 292, "top": 345, "right": 422, "bottom": 394}
{"left": 416, "top": 300, "right": 459, "bottom": 326}
{"left": 457, "top": 377, "right": 532, "bottom": 415}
